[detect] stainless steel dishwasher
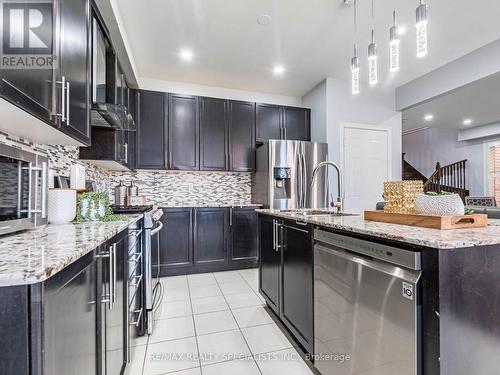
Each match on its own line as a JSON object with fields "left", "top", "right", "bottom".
{"left": 313, "top": 229, "right": 422, "bottom": 375}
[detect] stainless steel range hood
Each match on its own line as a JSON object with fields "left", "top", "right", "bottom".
{"left": 90, "top": 103, "right": 136, "bottom": 131}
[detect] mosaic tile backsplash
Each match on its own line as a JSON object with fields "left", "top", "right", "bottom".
{"left": 0, "top": 131, "right": 252, "bottom": 207}
{"left": 108, "top": 170, "right": 252, "bottom": 207}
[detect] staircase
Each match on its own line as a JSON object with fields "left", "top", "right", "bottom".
{"left": 402, "top": 155, "right": 470, "bottom": 201}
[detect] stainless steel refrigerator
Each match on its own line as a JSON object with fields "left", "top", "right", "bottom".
{"left": 252, "top": 140, "right": 329, "bottom": 209}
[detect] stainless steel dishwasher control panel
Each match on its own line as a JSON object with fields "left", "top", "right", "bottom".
{"left": 314, "top": 229, "right": 421, "bottom": 270}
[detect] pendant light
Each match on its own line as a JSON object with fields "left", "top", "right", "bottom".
{"left": 389, "top": 11, "right": 400, "bottom": 72}
{"left": 351, "top": 0, "right": 360, "bottom": 94}
{"left": 416, "top": 0, "right": 428, "bottom": 57}
{"left": 368, "top": 0, "right": 378, "bottom": 86}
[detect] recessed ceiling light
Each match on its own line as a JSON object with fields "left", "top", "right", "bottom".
{"left": 463, "top": 118, "right": 473, "bottom": 126}
{"left": 179, "top": 48, "right": 193, "bottom": 62}
{"left": 397, "top": 25, "right": 407, "bottom": 36}
{"left": 273, "top": 64, "right": 285, "bottom": 76}
{"left": 424, "top": 114, "right": 434, "bottom": 121}
{"left": 257, "top": 14, "right": 272, "bottom": 26}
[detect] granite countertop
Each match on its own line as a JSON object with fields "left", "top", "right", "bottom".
{"left": 0, "top": 215, "right": 142, "bottom": 287}
{"left": 257, "top": 209, "right": 500, "bottom": 249}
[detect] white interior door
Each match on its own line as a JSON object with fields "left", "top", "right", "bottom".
{"left": 343, "top": 125, "right": 390, "bottom": 212}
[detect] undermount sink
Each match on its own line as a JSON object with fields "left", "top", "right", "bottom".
{"left": 279, "top": 209, "right": 359, "bottom": 217}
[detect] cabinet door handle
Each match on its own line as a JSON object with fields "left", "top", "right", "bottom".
{"left": 275, "top": 222, "right": 282, "bottom": 251}
{"left": 66, "top": 80, "right": 70, "bottom": 125}
{"left": 112, "top": 243, "right": 117, "bottom": 307}
{"left": 169, "top": 151, "right": 173, "bottom": 169}
{"left": 283, "top": 127, "right": 287, "bottom": 140}
{"left": 229, "top": 208, "right": 233, "bottom": 226}
{"left": 56, "top": 76, "right": 66, "bottom": 122}
{"left": 96, "top": 250, "right": 111, "bottom": 304}
{"left": 272, "top": 220, "right": 276, "bottom": 251}
{"left": 110, "top": 245, "right": 114, "bottom": 309}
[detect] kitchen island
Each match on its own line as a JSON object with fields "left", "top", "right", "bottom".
{"left": 0, "top": 215, "right": 142, "bottom": 375}
{"left": 0, "top": 215, "right": 142, "bottom": 286}
{"left": 257, "top": 209, "right": 500, "bottom": 375}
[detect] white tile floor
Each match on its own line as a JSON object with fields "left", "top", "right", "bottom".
{"left": 127, "top": 268, "right": 315, "bottom": 375}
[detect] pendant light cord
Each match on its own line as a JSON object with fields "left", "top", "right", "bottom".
{"left": 371, "top": 0, "right": 374, "bottom": 29}
{"left": 353, "top": 0, "right": 357, "bottom": 45}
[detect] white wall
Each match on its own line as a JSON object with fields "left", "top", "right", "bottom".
{"left": 301, "top": 80, "right": 327, "bottom": 143}
{"left": 140, "top": 77, "right": 302, "bottom": 107}
{"left": 396, "top": 39, "right": 500, "bottom": 111}
{"left": 301, "top": 78, "right": 402, "bottom": 200}
{"left": 326, "top": 78, "right": 401, "bottom": 196}
{"left": 403, "top": 127, "right": 486, "bottom": 196}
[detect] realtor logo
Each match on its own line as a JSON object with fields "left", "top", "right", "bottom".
{"left": 1, "top": 1, "right": 54, "bottom": 69}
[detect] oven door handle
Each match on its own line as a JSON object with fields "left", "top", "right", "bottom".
{"left": 150, "top": 221, "right": 163, "bottom": 235}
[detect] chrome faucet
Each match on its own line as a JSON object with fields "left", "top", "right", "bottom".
{"left": 311, "top": 161, "right": 344, "bottom": 212}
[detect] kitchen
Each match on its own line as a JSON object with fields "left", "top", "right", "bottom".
{"left": 1, "top": 1, "right": 500, "bottom": 375}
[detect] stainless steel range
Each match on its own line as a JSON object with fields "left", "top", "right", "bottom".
{"left": 143, "top": 207, "right": 164, "bottom": 334}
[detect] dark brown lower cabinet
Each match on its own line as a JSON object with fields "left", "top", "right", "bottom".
{"left": 194, "top": 208, "right": 228, "bottom": 266}
{"left": 229, "top": 207, "right": 259, "bottom": 264}
{"left": 259, "top": 214, "right": 280, "bottom": 315}
{"left": 156, "top": 207, "right": 259, "bottom": 276}
{"left": 0, "top": 251, "right": 99, "bottom": 375}
{"left": 44, "top": 252, "right": 97, "bottom": 375}
{"left": 0, "top": 227, "right": 132, "bottom": 375}
{"left": 152, "top": 208, "right": 193, "bottom": 274}
{"left": 97, "top": 230, "right": 128, "bottom": 375}
{"left": 280, "top": 220, "right": 314, "bottom": 354}
{"left": 259, "top": 215, "right": 314, "bottom": 355}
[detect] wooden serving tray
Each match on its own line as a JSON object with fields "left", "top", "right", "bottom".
{"left": 364, "top": 210, "right": 488, "bottom": 230}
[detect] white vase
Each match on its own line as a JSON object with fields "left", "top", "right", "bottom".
{"left": 48, "top": 189, "right": 77, "bottom": 224}
{"left": 414, "top": 193, "right": 465, "bottom": 216}
{"left": 70, "top": 164, "right": 86, "bottom": 190}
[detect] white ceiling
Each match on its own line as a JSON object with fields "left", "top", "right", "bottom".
{"left": 114, "top": 0, "right": 500, "bottom": 97}
{"left": 402, "top": 72, "right": 500, "bottom": 131}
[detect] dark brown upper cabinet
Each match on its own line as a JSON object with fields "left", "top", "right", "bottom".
{"left": 256, "top": 104, "right": 310, "bottom": 143}
{"left": 0, "top": 0, "right": 56, "bottom": 129}
{"left": 200, "top": 97, "right": 228, "bottom": 171}
{"left": 79, "top": 127, "right": 129, "bottom": 170}
{"left": 229, "top": 100, "right": 255, "bottom": 172}
{"left": 126, "top": 89, "right": 137, "bottom": 169}
{"left": 256, "top": 103, "right": 282, "bottom": 141}
{"left": 130, "top": 90, "right": 309, "bottom": 172}
{"left": 283, "top": 106, "right": 310, "bottom": 141}
{"left": 57, "top": 0, "right": 91, "bottom": 145}
{"left": 0, "top": 0, "right": 91, "bottom": 145}
{"left": 136, "top": 90, "right": 167, "bottom": 169}
{"left": 168, "top": 94, "right": 200, "bottom": 170}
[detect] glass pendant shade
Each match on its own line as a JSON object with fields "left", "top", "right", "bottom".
{"left": 416, "top": 2, "right": 428, "bottom": 57}
{"left": 389, "top": 12, "right": 400, "bottom": 72}
{"left": 351, "top": 53, "right": 360, "bottom": 94}
{"left": 390, "top": 38, "right": 400, "bottom": 72}
{"left": 368, "top": 31, "right": 378, "bottom": 85}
